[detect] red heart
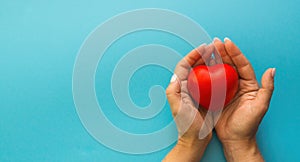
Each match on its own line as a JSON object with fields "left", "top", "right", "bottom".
{"left": 187, "top": 64, "right": 239, "bottom": 111}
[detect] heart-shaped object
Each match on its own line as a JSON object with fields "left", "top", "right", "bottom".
{"left": 187, "top": 64, "right": 239, "bottom": 111}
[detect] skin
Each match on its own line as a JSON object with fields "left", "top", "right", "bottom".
{"left": 163, "top": 44, "right": 214, "bottom": 162}
{"left": 163, "top": 38, "right": 275, "bottom": 162}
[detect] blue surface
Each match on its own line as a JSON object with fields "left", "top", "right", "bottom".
{"left": 1, "top": 0, "right": 300, "bottom": 161}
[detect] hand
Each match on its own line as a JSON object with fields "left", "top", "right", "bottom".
{"left": 213, "top": 38, "right": 275, "bottom": 162}
{"left": 163, "top": 44, "right": 215, "bottom": 162}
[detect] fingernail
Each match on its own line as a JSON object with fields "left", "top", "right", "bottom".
{"left": 272, "top": 68, "right": 276, "bottom": 78}
{"left": 196, "top": 43, "right": 206, "bottom": 53}
{"left": 199, "top": 43, "right": 207, "bottom": 47}
{"left": 170, "top": 74, "right": 178, "bottom": 83}
{"left": 213, "top": 37, "right": 221, "bottom": 42}
{"left": 224, "top": 37, "right": 231, "bottom": 42}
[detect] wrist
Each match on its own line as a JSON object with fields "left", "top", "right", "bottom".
{"left": 168, "top": 137, "right": 210, "bottom": 162}
{"left": 221, "top": 139, "right": 264, "bottom": 162}
{"left": 163, "top": 133, "right": 212, "bottom": 162}
{"left": 178, "top": 136, "right": 210, "bottom": 151}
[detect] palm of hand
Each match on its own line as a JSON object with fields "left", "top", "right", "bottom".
{"left": 213, "top": 38, "right": 274, "bottom": 142}
{"left": 169, "top": 44, "right": 215, "bottom": 142}
{"left": 178, "top": 80, "right": 211, "bottom": 141}
{"left": 215, "top": 79, "right": 261, "bottom": 141}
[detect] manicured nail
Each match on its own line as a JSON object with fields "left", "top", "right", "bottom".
{"left": 199, "top": 43, "right": 207, "bottom": 47}
{"left": 170, "top": 74, "right": 178, "bottom": 83}
{"left": 224, "top": 37, "right": 231, "bottom": 42}
{"left": 213, "top": 37, "right": 221, "bottom": 42}
{"left": 196, "top": 43, "right": 206, "bottom": 53}
{"left": 272, "top": 68, "right": 276, "bottom": 78}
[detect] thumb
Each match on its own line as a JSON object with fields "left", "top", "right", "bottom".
{"left": 255, "top": 68, "right": 275, "bottom": 113}
{"left": 166, "top": 74, "right": 181, "bottom": 116}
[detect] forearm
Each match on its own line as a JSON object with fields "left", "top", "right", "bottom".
{"left": 222, "top": 139, "right": 264, "bottom": 162}
{"left": 163, "top": 138, "right": 209, "bottom": 162}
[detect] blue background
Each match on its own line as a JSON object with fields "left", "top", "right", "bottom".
{"left": 1, "top": 0, "right": 299, "bottom": 161}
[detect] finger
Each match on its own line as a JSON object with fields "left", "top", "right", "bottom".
{"left": 224, "top": 38, "right": 257, "bottom": 82}
{"left": 166, "top": 74, "right": 182, "bottom": 116}
{"left": 255, "top": 68, "right": 275, "bottom": 113}
{"left": 213, "top": 37, "right": 234, "bottom": 65}
{"left": 195, "top": 43, "right": 214, "bottom": 66}
{"left": 174, "top": 44, "right": 206, "bottom": 80}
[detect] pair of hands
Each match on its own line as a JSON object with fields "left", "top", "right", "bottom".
{"left": 163, "top": 38, "right": 275, "bottom": 162}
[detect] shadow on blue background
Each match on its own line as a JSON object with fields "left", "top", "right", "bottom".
{"left": 1, "top": 0, "right": 299, "bottom": 161}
